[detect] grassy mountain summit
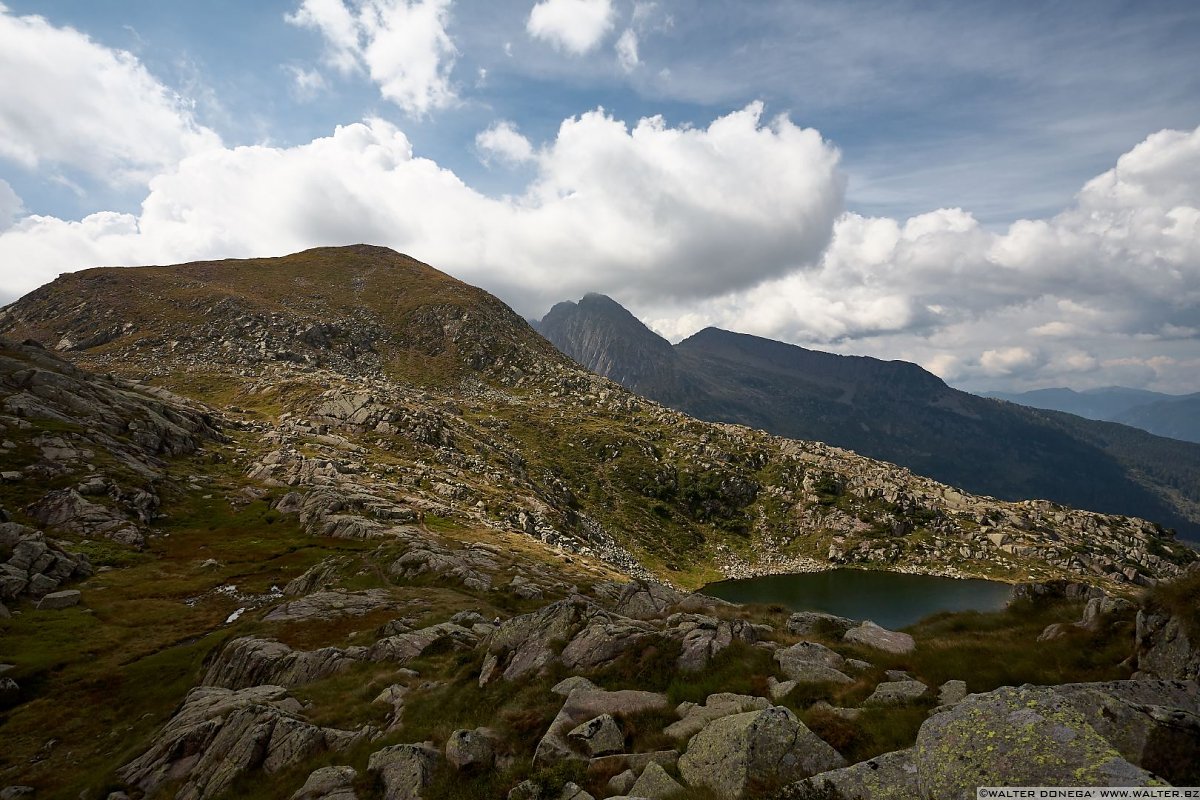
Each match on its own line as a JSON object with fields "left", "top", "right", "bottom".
{"left": 537, "top": 294, "right": 1200, "bottom": 540}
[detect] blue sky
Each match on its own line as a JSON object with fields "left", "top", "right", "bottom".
{"left": 1, "top": 0, "right": 1199, "bottom": 392}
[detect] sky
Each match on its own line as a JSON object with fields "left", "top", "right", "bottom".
{"left": 0, "top": 0, "right": 1198, "bottom": 394}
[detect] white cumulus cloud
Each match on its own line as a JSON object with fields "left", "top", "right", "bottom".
{"left": 287, "top": 0, "right": 458, "bottom": 115}
{"left": 527, "top": 0, "right": 614, "bottom": 55}
{"left": 0, "top": 6, "right": 220, "bottom": 183}
{"left": 0, "top": 104, "right": 843, "bottom": 312}
{"left": 476, "top": 121, "right": 535, "bottom": 165}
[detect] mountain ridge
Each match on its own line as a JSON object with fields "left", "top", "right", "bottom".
{"left": 537, "top": 293, "right": 1200, "bottom": 539}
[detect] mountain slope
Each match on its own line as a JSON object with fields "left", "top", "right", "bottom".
{"left": 537, "top": 295, "right": 1200, "bottom": 539}
{"left": 1112, "top": 394, "right": 1200, "bottom": 444}
{"left": 984, "top": 387, "right": 1175, "bottom": 421}
{"left": 6, "top": 245, "right": 1194, "bottom": 591}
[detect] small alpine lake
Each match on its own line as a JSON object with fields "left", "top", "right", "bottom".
{"left": 701, "top": 568, "right": 1015, "bottom": 629}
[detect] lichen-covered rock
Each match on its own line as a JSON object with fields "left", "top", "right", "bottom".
{"left": 567, "top": 713, "right": 625, "bottom": 756}
{"left": 119, "top": 685, "right": 370, "bottom": 800}
{"left": 1032, "top": 680, "right": 1200, "bottom": 786}
{"left": 937, "top": 680, "right": 968, "bottom": 706}
{"left": 915, "top": 685, "right": 1164, "bottom": 797}
{"left": 628, "top": 761, "right": 684, "bottom": 798}
{"left": 677, "top": 706, "right": 846, "bottom": 798}
{"left": 664, "top": 692, "right": 770, "bottom": 740}
{"left": 368, "top": 743, "right": 439, "bottom": 800}
{"left": 777, "top": 748, "right": 920, "bottom": 799}
{"left": 863, "top": 680, "right": 929, "bottom": 707}
{"left": 290, "top": 765, "right": 359, "bottom": 800}
{"left": 843, "top": 621, "right": 915, "bottom": 654}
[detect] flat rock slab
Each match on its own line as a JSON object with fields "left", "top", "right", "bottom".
{"left": 776, "top": 748, "right": 920, "bottom": 799}
{"left": 843, "top": 621, "right": 915, "bottom": 654}
{"left": 264, "top": 589, "right": 401, "bottom": 622}
{"left": 36, "top": 589, "right": 81, "bottom": 610}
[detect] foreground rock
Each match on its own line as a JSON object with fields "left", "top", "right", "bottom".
{"left": 119, "top": 685, "right": 371, "bottom": 800}
{"left": 677, "top": 705, "right": 846, "bottom": 798}
{"left": 915, "top": 684, "right": 1167, "bottom": 795}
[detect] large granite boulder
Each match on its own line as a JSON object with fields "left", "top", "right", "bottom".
{"left": 915, "top": 684, "right": 1167, "bottom": 797}
{"left": 263, "top": 589, "right": 401, "bottom": 622}
{"left": 863, "top": 680, "right": 929, "bottom": 707}
{"left": 1136, "top": 610, "right": 1200, "bottom": 682}
{"left": 677, "top": 706, "right": 846, "bottom": 798}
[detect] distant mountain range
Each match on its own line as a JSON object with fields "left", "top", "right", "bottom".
{"left": 537, "top": 293, "right": 1200, "bottom": 539}
{"left": 985, "top": 387, "right": 1200, "bottom": 444}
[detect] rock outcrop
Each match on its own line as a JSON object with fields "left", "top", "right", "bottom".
{"left": 119, "top": 686, "right": 371, "bottom": 800}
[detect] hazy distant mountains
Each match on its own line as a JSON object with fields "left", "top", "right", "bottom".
{"left": 986, "top": 387, "right": 1200, "bottom": 444}
{"left": 538, "top": 294, "right": 1200, "bottom": 538}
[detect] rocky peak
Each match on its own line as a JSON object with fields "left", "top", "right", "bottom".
{"left": 537, "top": 293, "right": 678, "bottom": 392}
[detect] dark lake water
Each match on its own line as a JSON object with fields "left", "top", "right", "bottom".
{"left": 702, "top": 569, "right": 1014, "bottom": 629}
